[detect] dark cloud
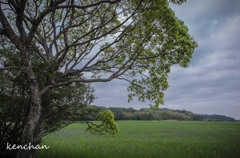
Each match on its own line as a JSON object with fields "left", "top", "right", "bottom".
{"left": 93, "top": 0, "right": 240, "bottom": 119}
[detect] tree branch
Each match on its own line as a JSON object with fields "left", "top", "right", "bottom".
{"left": 0, "top": 6, "right": 21, "bottom": 50}
{"left": 0, "top": 27, "right": 4, "bottom": 35}
{"left": 0, "top": 67, "right": 21, "bottom": 70}
{"left": 27, "top": 0, "right": 120, "bottom": 43}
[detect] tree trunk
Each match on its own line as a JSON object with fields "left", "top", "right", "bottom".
{"left": 16, "top": 49, "right": 43, "bottom": 158}
{"left": 16, "top": 83, "right": 42, "bottom": 158}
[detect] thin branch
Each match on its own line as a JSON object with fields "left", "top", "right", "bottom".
{"left": 27, "top": 0, "right": 120, "bottom": 42}
{"left": 0, "top": 67, "right": 21, "bottom": 70}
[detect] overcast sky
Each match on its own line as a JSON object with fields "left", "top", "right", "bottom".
{"left": 92, "top": 0, "right": 240, "bottom": 119}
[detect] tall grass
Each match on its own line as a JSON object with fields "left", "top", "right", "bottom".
{"left": 38, "top": 121, "right": 240, "bottom": 158}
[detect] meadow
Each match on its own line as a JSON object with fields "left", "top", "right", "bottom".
{"left": 38, "top": 121, "right": 240, "bottom": 158}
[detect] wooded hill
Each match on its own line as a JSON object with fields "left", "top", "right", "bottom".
{"left": 80, "top": 106, "right": 235, "bottom": 121}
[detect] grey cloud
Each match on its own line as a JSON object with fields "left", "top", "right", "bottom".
{"left": 164, "top": 6, "right": 240, "bottom": 119}
{"left": 93, "top": 80, "right": 152, "bottom": 109}
{"left": 171, "top": 0, "right": 240, "bottom": 24}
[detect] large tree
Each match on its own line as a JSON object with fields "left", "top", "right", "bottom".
{"left": 0, "top": 46, "right": 96, "bottom": 157}
{"left": 0, "top": 0, "right": 197, "bottom": 158}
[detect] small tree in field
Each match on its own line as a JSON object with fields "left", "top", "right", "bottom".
{"left": 0, "top": 0, "right": 197, "bottom": 158}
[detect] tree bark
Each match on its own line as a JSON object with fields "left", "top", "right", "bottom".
{"left": 16, "top": 83, "right": 42, "bottom": 158}
{"left": 16, "top": 49, "right": 43, "bottom": 158}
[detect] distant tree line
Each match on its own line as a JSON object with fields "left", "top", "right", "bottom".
{"left": 78, "top": 106, "right": 235, "bottom": 122}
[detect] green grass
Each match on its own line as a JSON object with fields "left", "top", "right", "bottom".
{"left": 38, "top": 121, "right": 240, "bottom": 158}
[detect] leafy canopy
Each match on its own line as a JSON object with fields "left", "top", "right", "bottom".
{"left": 86, "top": 110, "right": 119, "bottom": 136}
{"left": 0, "top": 0, "right": 197, "bottom": 108}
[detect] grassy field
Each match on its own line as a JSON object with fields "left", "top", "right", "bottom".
{"left": 38, "top": 121, "right": 240, "bottom": 158}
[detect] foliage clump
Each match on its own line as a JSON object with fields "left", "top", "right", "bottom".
{"left": 86, "top": 110, "right": 119, "bottom": 136}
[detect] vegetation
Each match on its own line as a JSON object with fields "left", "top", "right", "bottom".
{"left": 38, "top": 121, "right": 240, "bottom": 158}
{"left": 0, "top": 72, "right": 95, "bottom": 157}
{"left": 1, "top": 0, "right": 197, "bottom": 157}
{"left": 74, "top": 106, "right": 236, "bottom": 121}
{"left": 86, "top": 110, "right": 119, "bottom": 135}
